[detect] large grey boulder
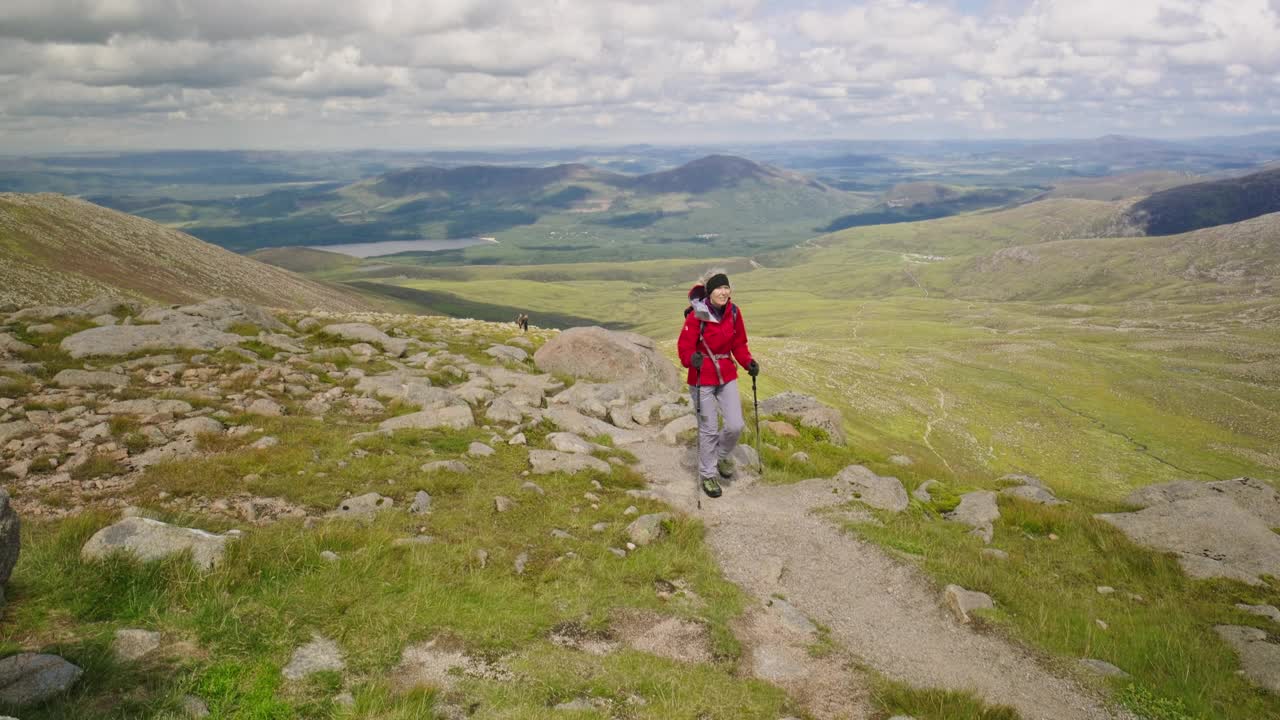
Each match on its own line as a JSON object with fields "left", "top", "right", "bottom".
{"left": 81, "top": 517, "right": 232, "bottom": 571}
{"left": 0, "top": 653, "right": 83, "bottom": 706}
{"left": 529, "top": 450, "right": 611, "bottom": 475}
{"left": 0, "top": 490, "right": 18, "bottom": 604}
{"left": 177, "top": 298, "right": 287, "bottom": 332}
{"left": 320, "top": 323, "right": 408, "bottom": 357}
{"left": 1097, "top": 478, "right": 1280, "bottom": 585}
{"left": 758, "top": 392, "right": 845, "bottom": 445}
{"left": 834, "top": 465, "right": 908, "bottom": 512}
{"left": 52, "top": 369, "right": 129, "bottom": 388}
{"left": 61, "top": 324, "right": 242, "bottom": 358}
{"left": 534, "top": 326, "right": 680, "bottom": 395}
{"left": 1214, "top": 625, "right": 1280, "bottom": 694}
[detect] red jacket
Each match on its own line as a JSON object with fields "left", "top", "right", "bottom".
{"left": 678, "top": 287, "right": 753, "bottom": 386}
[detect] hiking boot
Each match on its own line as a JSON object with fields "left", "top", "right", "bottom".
{"left": 717, "top": 457, "right": 735, "bottom": 479}
{"left": 701, "top": 475, "right": 723, "bottom": 498}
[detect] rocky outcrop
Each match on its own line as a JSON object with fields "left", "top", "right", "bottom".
{"left": 1096, "top": 478, "right": 1280, "bottom": 585}
{"left": 1214, "top": 625, "right": 1280, "bottom": 694}
{"left": 61, "top": 324, "right": 242, "bottom": 358}
{"left": 81, "top": 517, "right": 233, "bottom": 571}
{"left": 834, "top": 465, "right": 908, "bottom": 512}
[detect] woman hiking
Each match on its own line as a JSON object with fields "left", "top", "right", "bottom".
{"left": 678, "top": 269, "right": 759, "bottom": 498}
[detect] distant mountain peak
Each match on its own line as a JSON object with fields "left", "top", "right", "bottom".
{"left": 630, "top": 154, "right": 821, "bottom": 194}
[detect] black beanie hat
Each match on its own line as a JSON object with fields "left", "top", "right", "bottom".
{"left": 705, "top": 273, "right": 730, "bottom": 296}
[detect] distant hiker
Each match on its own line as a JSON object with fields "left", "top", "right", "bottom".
{"left": 678, "top": 269, "right": 759, "bottom": 498}
{"left": 518, "top": 313, "right": 529, "bottom": 332}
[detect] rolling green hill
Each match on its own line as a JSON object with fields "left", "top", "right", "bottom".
{"left": 1124, "top": 166, "right": 1280, "bottom": 235}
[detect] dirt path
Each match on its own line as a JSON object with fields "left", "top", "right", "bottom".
{"left": 628, "top": 434, "right": 1128, "bottom": 720}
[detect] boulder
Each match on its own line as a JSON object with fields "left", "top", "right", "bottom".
{"left": 0, "top": 421, "right": 35, "bottom": 445}
{"left": 1214, "top": 625, "right": 1280, "bottom": 694}
{"left": 1000, "top": 484, "right": 1065, "bottom": 506}
{"left": 320, "top": 323, "right": 408, "bottom": 357}
{"left": 529, "top": 450, "right": 611, "bottom": 475}
{"left": 945, "top": 491, "right": 1001, "bottom": 543}
{"left": 758, "top": 392, "right": 846, "bottom": 445}
{"left": 0, "top": 332, "right": 34, "bottom": 356}
{"left": 485, "top": 398, "right": 525, "bottom": 424}
{"left": 102, "top": 398, "right": 194, "bottom": 416}
{"left": 545, "top": 406, "right": 644, "bottom": 446}
{"left": 912, "top": 479, "right": 941, "bottom": 503}
{"left": 485, "top": 345, "right": 528, "bottom": 363}
{"left": 0, "top": 653, "right": 83, "bottom": 706}
{"left": 172, "top": 417, "right": 225, "bottom": 438}
{"left": 61, "top": 324, "right": 242, "bottom": 359}
{"left": 420, "top": 460, "right": 468, "bottom": 474}
{"left": 112, "top": 628, "right": 162, "bottom": 662}
{"left": 834, "top": 465, "right": 908, "bottom": 512}
{"left": 258, "top": 333, "right": 305, "bottom": 354}
{"left": 0, "top": 490, "right": 18, "bottom": 603}
{"left": 1236, "top": 604, "right": 1280, "bottom": 624}
{"left": 1078, "top": 659, "right": 1128, "bottom": 678}
{"left": 51, "top": 369, "right": 129, "bottom": 388}
{"left": 9, "top": 305, "right": 90, "bottom": 322}
{"left": 330, "top": 493, "right": 394, "bottom": 520}
{"left": 246, "top": 398, "right": 284, "bottom": 417}
{"left": 547, "top": 432, "right": 601, "bottom": 454}
{"left": 379, "top": 406, "right": 474, "bottom": 432}
{"left": 534, "top": 326, "right": 680, "bottom": 395}
{"left": 626, "top": 513, "right": 673, "bottom": 546}
{"left": 1096, "top": 481, "right": 1280, "bottom": 585}
{"left": 81, "top": 517, "right": 231, "bottom": 570}
{"left": 943, "top": 584, "right": 994, "bottom": 624}
{"left": 409, "top": 491, "right": 432, "bottom": 515}
{"left": 173, "top": 298, "right": 288, "bottom": 333}
{"left": 659, "top": 414, "right": 698, "bottom": 445}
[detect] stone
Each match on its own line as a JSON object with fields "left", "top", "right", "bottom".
{"left": 1214, "top": 625, "right": 1280, "bottom": 694}
{"left": 81, "top": 517, "right": 230, "bottom": 570}
{"left": 485, "top": 345, "right": 529, "bottom": 362}
{"left": 379, "top": 406, "right": 474, "bottom": 432}
{"left": 485, "top": 398, "right": 525, "bottom": 423}
{"left": 764, "top": 420, "right": 800, "bottom": 437}
{"left": 180, "top": 694, "right": 211, "bottom": 718}
{"left": 768, "top": 597, "right": 817, "bottom": 635}
{"left": 1096, "top": 481, "right": 1280, "bottom": 585}
{"left": 0, "top": 332, "right": 34, "bottom": 356}
{"left": 521, "top": 481, "right": 545, "bottom": 495}
{"left": 249, "top": 436, "right": 279, "bottom": 450}
{"left": 331, "top": 493, "right": 394, "bottom": 520}
{"left": 547, "top": 432, "right": 599, "bottom": 454}
{"left": 102, "top": 398, "right": 193, "bottom": 416}
{"left": 172, "top": 416, "right": 225, "bottom": 437}
{"left": 392, "top": 536, "right": 435, "bottom": 548}
{"left": 409, "top": 491, "right": 433, "bottom": 515}
{"left": 790, "top": 451, "right": 810, "bottom": 463}
{"left": 0, "top": 420, "right": 38, "bottom": 444}
{"left": 529, "top": 449, "right": 611, "bottom": 475}
{"left": 912, "top": 479, "right": 941, "bottom": 503}
{"left": 320, "top": 551, "right": 339, "bottom": 563}
{"left": 0, "top": 653, "right": 83, "bottom": 706}
{"left": 626, "top": 513, "right": 672, "bottom": 546}
{"left": 0, "top": 490, "right": 18, "bottom": 600}
{"left": 545, "top": 405, "right": 645, "bottom": 445}
{"left": 1078, "top": 659, "right": 1128, "bottom": 678}
{"left": 659, "top": 414, "right": 699, "bottom": 445}
{"left": 888, "top": 454, "right": 914, "bottom": 466}
{"left": 494, "top": 496, "right": 514, "bottom": 513}
{"left": 1096, "top": 586, "right": 1115, "bottom": 595}
{"left": 246, "top": 398, "right": 284, "bottom": 417}
{"left": 420, "top": 460, "right": 468, "bottom": 474}
{"left": 320, "top": 323, "right": 407, "bottom": 357}
{"left": 943, "top": 584, "right": 994, "bottom": 624}
{"left": 52, "top": 369, "right": 129, "bottom": 388}
{"left": 508, "top": 432, "right": 526, "bottom": 445}
{"left": 945, "top": 491, "right": 1000, "bottom": 543}
{"left": 515, "top": 552, "right": 529, "bottom": 575}
{"left": 1236, "top": 603, "right": 1280, "bottom": 624}
{"left": 534, "top": 326, "right": 681, "bottom": 395}
{"left": 981, "top": 548, "right": 1009, "bottom": 562}
{"left": 282, "top": 635, "right": 346, "bottom": 681}
{"left": 758, "top": 391, "right": 846, "bottom": 444}
{"left": 1001, "top": 484, "right": 1066, "bottom": 506}
{"left": 467, "top": 442, "right": 495, "bottom": 457}
{"left": 112, "top": 628, "right": 162, "bottom": 662}
{"left": 835, "top": 465, "right": 909, "bottom": 512}
{"left": 61, "top": 324, "right": 242, "bottom": 359}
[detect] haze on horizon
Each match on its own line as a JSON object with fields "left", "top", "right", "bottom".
{"left": 1, "top": 0, "right": 1278, "bottom": 153}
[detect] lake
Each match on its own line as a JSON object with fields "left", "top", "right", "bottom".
{"left": 309, "top": 237, "right": 496, "bottom": 258}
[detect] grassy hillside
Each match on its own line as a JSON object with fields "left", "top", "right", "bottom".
{"left": 0, "top": 193, "right": 379, "bottom": 311}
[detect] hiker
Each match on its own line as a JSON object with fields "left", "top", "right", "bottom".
{"left": 678, "top": 269, "right": 759, "bottom": 498}
{"left": 519, "top": 313, "right": 529, "bottom": 332}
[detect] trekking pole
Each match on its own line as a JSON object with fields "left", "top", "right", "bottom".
{"left": 693, "top": 365, "right": 702, "bottom": 510}
{"left": 752, "top": 373, "right": 762, "bottom": 476}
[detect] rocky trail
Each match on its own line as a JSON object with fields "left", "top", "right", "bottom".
{"left": 630, "top": 436, "right": 1128, "bottom": 720}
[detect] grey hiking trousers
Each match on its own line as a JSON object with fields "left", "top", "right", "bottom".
{"left": 691, "top": 380, "right": 745, "bottom": 479}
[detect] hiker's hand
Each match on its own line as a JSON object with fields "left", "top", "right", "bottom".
{"left": 690, "top": 352, "right": 704, "bottom": 367}
{"left": 747, "top": 360, "right": 760, "bottom": 377}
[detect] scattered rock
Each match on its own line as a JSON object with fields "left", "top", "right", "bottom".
{"left": 61, "top": 324, "right": 242, "bottom": 359}
{"left": 912, "top": 479, "right": 941, "bottom": 503}
{"left": 467, "top": 442, "right": 494, "bottom": 457}
{"left": 1236, "top": 603, "right": 1280, "bottom": 624}
{"left": 485, "top": 344, "right": 528, "bottom": 363}
{"left": 494, "top": 496, "right": 514, "bottom": 513}
{"left": 888, "top": 454, "right": 913, "bottom": 466}
{"left": 180, "top": 694, "right": 211, "bottom": 718}
{"left": 1096, "top": 586, "right": 1115, "bottom": 595}
{"left": 0, "top": 653, "right": 83, "bottom": 706}
{"left": 1214, "top": 625, "right": 1280, "bottom": 694}
{"left": 112, "top": 628, "right": 162, "bottom": 662}
{"left": 330, "top": 493, "right": 394, "bottom": 520}
{"left": 514, "top": 552, "right": 529, "bottom": 575}
{"left": 52, "top": 369, "right": 129, "bottom": 388}
{"left": 945, "top": 491, "right": 1000, "bottom": 543}
{"left": 659, "top": 414, "right": 698, "bottom": 445}
{"left": 758, "top": 391, "right": 846, "bottom": 444}
{"left": 980, "top": 548, "right": 1009, "bottom": 562}
{"left": 943, "top": 584, "right": 994, "bottom": 624}
{"left": 246, "top": 398, "right": 284, "bottom": 417}
{"left": 835, "top": 465, "right": 908, "bottom": 512}
{"left": 81, "top": 517, "right": 231, "bottom": 571}
{"left": 626, "top": 513, "right": 672, "bottom": 547}
{"left": 529, "top": 449, "right": 611, "bottom": 475}
{"left": 1001, "top": 484, "right": 1066, "bottom": 506}
{"left": 379, "top": 406, "right": 474, "bottom": 432}
{"left": 282, "top": 635, "right": 346, "bottom": 681}
{"left": 764, "top": 420, "right": 800, "bottom": 437}
{"left": 534, "top": 326, "right": 680, "bottom": 396}
{"left": 420, "top": 460, "right": 468, "bottom": 474}
{"left": 320, "top": 323, "right": 407, "bottom": 357}
{"left": 409, "top": 491, "right": 432, "bottom": 515}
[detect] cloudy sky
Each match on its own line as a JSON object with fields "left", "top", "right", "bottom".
{"left": 1, "top": 0, "right": 1278, "bottom": 151}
